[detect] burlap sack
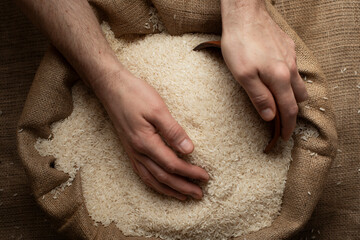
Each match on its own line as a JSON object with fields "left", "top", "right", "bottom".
{"left": 17, "top": 0, "right": 338, "bottom": 239}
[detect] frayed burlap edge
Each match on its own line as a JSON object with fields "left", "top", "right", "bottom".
{"left": 17, "top": 1, "right": 337, "bottom": 239}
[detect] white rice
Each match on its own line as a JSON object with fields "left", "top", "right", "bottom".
{"left": 35, "top": 23, "right": 298, "bottom": 240}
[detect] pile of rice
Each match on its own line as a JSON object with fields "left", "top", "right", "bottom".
{"left": 35, "top": 24, "right": 296, "bottom": 240}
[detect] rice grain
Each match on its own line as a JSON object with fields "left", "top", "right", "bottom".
{"left": 35, "top": 23, "right": 298, "bottom": 240}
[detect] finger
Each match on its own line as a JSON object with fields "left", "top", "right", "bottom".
{"left": 137, "top": 154, "right": 203, "bottom": 199}
{"left": 239, "top": 75, "right": 276, "bottom": 121}
{"left": 146, "top": 109, "right": 194, "bottom": 154}
{"left": 261, "top": 62, "right": 298, "bottom": 141}
{"left": 288, "top": 57, "right": 308, "bottom": 102}
{"left": 291, "top": 71, "right": 308, "bottom": 102}
{"left": 130, "top": 159, "right": 140, "bottom": 175}
{"left": 132, "top": 133, "right": 209, "bottom": 181}
{"left": 122, "top": 143, "right": 140, "bottom": 175}
{"left": 133, "top": 160, "right": 187, "bottom": 201}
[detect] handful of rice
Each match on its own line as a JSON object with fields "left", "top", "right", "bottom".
{"left": 35, "top": 23, "right": 295, "bottom": 240}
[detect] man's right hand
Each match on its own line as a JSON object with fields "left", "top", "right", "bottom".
{"left": 220, "top": 0, "right": 308, "bottom": 141}
{"left": 93, "top": 68, "right": 209, "bottom": 201}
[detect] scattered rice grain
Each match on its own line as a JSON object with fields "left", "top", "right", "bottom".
{"left": 294, "top": 121, "right": 319, "bottom": 142}
{"left": 148, "top": 7, "right": 164, "bottom": 32}
{"left": 319, "top": 107, "right": 325, "bottom": 112}
{"left": 301, "top": 136, "right": 308, "bottom": 141}
{"left": 309, "top": 152, "right": 317, "bottom": 157}
{"left": 17, "top": 128, "right": 23, "bottom": 133}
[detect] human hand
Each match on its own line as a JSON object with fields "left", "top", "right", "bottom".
{"left": 92, "top": 68, "right": 209, "bottom": 201}
{"left": 16, "top": 0, "right": 209, "bottom": 200}
{"left": 220, "top": 0, "right": 308, "bottom": 140}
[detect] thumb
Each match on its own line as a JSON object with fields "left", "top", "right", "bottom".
{"left": 149, "top": 109, "right": 194, "bottom": 154}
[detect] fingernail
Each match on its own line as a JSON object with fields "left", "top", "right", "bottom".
{"left": 303, "top": 91, "right": 309, "bottom": 101}
{"left": 261, "top": 108, "right": 274, "bottom": 121}
{"left": 179, "top": 139, "right": 193, "bottom": 153}
{"left": 201, "top": 173, "right": 210, "bottom": 182}
{"left": 192, "top": 193, "right": 202, "bottom": 200}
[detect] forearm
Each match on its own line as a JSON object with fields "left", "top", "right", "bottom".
{"left": 15, "top": 0, "right": 123, "bottom": 88}
{"left": 221, "top": 0, "right": 266, "bottom": 30}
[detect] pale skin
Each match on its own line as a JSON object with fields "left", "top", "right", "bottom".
{"left": 221, "top": 0, "right": 308, "bottom": 140}
{"left": 17, "top": 0, "right": 307, "bottom": 200}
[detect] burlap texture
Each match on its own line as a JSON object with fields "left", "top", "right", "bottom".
{"left": 16, "top": 0, "right": 341, "bottom": 239}
{"left": 275, "top": 1, "right": 360, "bottom": 239}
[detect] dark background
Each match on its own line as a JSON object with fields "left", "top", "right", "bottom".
{"left": 0, "top": 1, "right": 65, "bottom": 239}
{"left": 1, "top": 0, "right": 358, "bottom": 239}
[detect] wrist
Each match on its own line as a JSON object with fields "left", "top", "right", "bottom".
{"left": 220, "top": 0, "right": 265, "bottom": 12}
{"left": 86, "top": 56, "right": 130, "bottom": 102}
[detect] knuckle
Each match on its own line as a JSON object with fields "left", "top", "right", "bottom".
{"left": 273, "top": 63, "right": 291, "bottom": 84}
{"left": 164, "top": 161, "right": 177, "bottom": 173}
{"left": 129, "top": 135, "right": 146, "bottom": 152}
{"left": 289, "top": 39, "right": 296, "bottom": 50}
{"left": 251, "top": 94, "right": 272, "bottom": 109}
{"left": 155, "top": 172, "right": 168, "bottom": 183}
{"left": 288, "top": 59, "right": 298, "bottom": 74}
{"left": 286, "top": 104, "right": 299, "bottom": 117}
{"left": 235, "top": 68, "right": 257, "bottom": 81}
{"left": 151, "top": 102, "right": 166, "bottom": 116}
{"left": 164, "top": 122, "right": 183, "bottom": 143}
{"left": 286, "top": 37, "right": 295, "bottom": 49}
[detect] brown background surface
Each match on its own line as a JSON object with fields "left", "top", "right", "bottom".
{"left": 1, "top": 0, "right": 359, "bottom": 239}
{"left": 0, "top": 1, "right": 65, "bottom": 239}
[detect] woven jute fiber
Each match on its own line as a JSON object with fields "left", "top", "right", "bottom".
{"left": 275, "top": 1, "right": 360, "bottom": 239}
{"left": 0, "top": 0, "right": 65, "bottom": 239}
{"left": 15, "top": 0, "right": 360, "bottom": 239}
